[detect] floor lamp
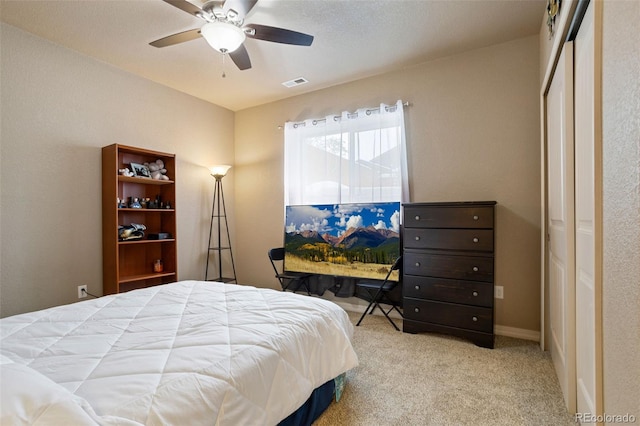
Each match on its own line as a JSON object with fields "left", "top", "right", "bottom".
{"left": 205, "top": 165, "right": 237, "bottom": 283}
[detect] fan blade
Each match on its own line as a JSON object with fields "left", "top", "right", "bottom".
{"left": 162, "top": 0, "right": 203, "bottom": 18}
{"left": 150, "top": 29, "right": 202, "bottom": 48}
{"left": 223, "top": 0, "right": 258, "bottom": 20}
{"left": 229, "top": 44, "right": 252, "bottom": 70}
{"left": 245, "top": 24, "right": 314, "bottom": 46}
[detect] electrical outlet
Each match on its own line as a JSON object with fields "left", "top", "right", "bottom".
{"left": 78, "top": 285, "right": 87, "bottom": 299}
{"left": 495, "top": 286, "right": 504, "bottom": 299}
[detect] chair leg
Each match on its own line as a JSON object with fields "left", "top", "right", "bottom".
{"left": 356, "top": 292, "right": 376, "bottom": 326}
{"left": 370, "top": 301, "right": 385, "bottom": 316}
{"left": 284, "top": 277, "right": 311, "bottom": 295}
{"left": 391, "top": 305, "right": 403, "bottom": 318}
{"left": 368, "top": 302, "right": 378, "bottom": 315}
{"left": 357, "top": 288, "right": 401, "bottom": 331}
{"left": 380, "top": 305, "right": 400, "bottom": 331}
{"left": 302, "top": 277, "right": 311, "bottom": 296}
{"left": 383, "top": 304, "right": 403, "bottom": 318}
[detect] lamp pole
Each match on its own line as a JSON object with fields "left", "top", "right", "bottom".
{"left": 205, "top": 165, "right": 236, "bottom": 283}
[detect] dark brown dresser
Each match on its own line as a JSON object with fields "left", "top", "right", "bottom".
{"left": 402, "top": 201, "right": 497, "bottom": 348}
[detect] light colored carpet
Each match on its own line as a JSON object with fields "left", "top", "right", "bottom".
{"left": 314, "top": 311, "right": 575, "bottom": 426}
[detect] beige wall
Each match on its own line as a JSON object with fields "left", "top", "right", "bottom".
{"left": 234, "top": 35, "right": 542, "bottom": 332}
{"left": 602, "top": 0, "right": 640, "bottom": 420}
{"left": 0, "top": 24, "right": 235, "bottom": 317}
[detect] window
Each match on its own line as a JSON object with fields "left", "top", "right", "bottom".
{"left": 284, "top": 100, "right": 409, "bottom": 205}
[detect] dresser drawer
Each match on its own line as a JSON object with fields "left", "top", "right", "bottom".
{"left": 404, "top": 250, "right": 494, "bottom": 282}
{"left": 403, "top": 205, "right": 494, "bottom": 229}
{"left": 404, "top": 298, "right": 493, "bottom": 333}
{"left": 403, "top": 275, "right": 493, "bottom": 307}
{"left": 404, "top": 228, "right": 494, "bottom": 252}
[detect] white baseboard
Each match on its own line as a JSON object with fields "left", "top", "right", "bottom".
{"left": 333, "top": 299, "right": 540, "bottom": 342}
{"left": 493, "top": 325, "right": 540, "bottom": 342}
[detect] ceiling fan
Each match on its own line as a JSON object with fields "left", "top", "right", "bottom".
{"left": 150, "top": 0, "right": 314, "bottom": 71}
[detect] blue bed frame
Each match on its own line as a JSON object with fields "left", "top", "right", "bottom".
{"left": 278, "top": 379, "right": 335, "bottom": 426}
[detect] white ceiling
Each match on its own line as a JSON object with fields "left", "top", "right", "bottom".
{"left": 0, "top": 0, "right": 545, "bottom": 111}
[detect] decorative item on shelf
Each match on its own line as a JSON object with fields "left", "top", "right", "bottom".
{"left": 148, "top": 232, "right": 172, "bottom": 240}
{"left": 118, "top": 223, "right": 146, "bottom": 241}
{"left": 119, "top": 168, "right": 134, "bottom": 177}
{"left": 153, "top": 259, "right": 164, "bottom": 273}
{"left": 115, "top": 194, "right": 171, "bottom": 211}
{"left": 144, "top": 159, "right": 170, "bottom": 181}
{"left": 129, "top": 197, "right": 142, "bottom": 209}
{"left": 205, "top": 164, "right": 237, "bottom": 283}
{"left": 130, "top": 162, "right": 151, "bottom": 178}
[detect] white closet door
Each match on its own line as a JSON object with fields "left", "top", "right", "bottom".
{"left": 574, "top": 1, "right": 602, "bottom": 422}
{"left": 546, "top": 41, "right": 577, "bottom": 413}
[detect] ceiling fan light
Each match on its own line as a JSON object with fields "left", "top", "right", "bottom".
{"left": 201, "top": 22, "right": 246, "bottom": 53}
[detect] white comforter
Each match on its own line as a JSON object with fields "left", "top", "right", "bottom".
{"left": 0, "top": 281, "right": 358, "bottom": 425}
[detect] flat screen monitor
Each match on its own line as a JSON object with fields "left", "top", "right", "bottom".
{"left": 284, "top": 202, "right": 401, "bottom": 281}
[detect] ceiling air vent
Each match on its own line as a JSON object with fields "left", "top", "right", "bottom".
{"left": 282, "top": 77, "right": 309, "bottom": 88}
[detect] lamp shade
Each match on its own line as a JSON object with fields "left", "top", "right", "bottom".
{"left": 201, "top": 22, "right": 246, "bottom": 53}
{"left": 210, "top": 165, "right": 232, "bottom": 178}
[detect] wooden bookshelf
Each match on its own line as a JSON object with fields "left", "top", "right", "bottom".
{"left": 102, "top": 144, "right": 178, "bottom": 294}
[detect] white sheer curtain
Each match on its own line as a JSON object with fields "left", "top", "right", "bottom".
{"left": 284, "top": 100, "right": 409, "bottom": 205}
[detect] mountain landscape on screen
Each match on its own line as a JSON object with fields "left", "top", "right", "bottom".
{"left": 284, "top": 202, "right": 401, "bottom": 280}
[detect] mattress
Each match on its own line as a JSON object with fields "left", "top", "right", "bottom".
{"left": 0, "top": 280, "right": 359, "bottom": 425}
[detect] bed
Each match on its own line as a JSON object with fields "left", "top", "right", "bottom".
{"left": 0, "top": 280, "right": 358, "bottom": 425}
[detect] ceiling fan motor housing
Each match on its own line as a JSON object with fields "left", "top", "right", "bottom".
{"left": 201, "top": 1, "right": 243, "bottom": 24}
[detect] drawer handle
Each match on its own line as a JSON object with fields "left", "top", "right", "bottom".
{"left": 472, "top": 291, "right": 478, "bottom": 297}
{"left": 472, "top": 316, "right": 478, "bottom": 322}
{"left": 415, "top": 262, "right": 421, "bottom": 267}
{"left": 473, "top": 237, "right": 479, "bottom": 243}
{"left": 473, "top": 215, "right": 479, "bottom": 220}
{"left": 415, "top": 236, "right": 420, "bottom": 241}
{"left": 415, "top": 215, "right": 420, "bottom": 221}
{"left": 414, "top": 307, "right": 420, "bottom": 313}
{"left": 473, "top": 266, "right": 479, "bottom": 272}
{"left": 415, "top": 285, "right": 420, "bottom": 290}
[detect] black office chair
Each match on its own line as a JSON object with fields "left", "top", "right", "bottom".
{"left": 356, "top": 256, "right": 403, "bottom": 330}
{"left": 268, "top": 247, "right": 312, "bottom": 295}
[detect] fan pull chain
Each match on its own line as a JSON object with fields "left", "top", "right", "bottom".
{"left": 221, "top": 52, "right": 226, "bottom": 78}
